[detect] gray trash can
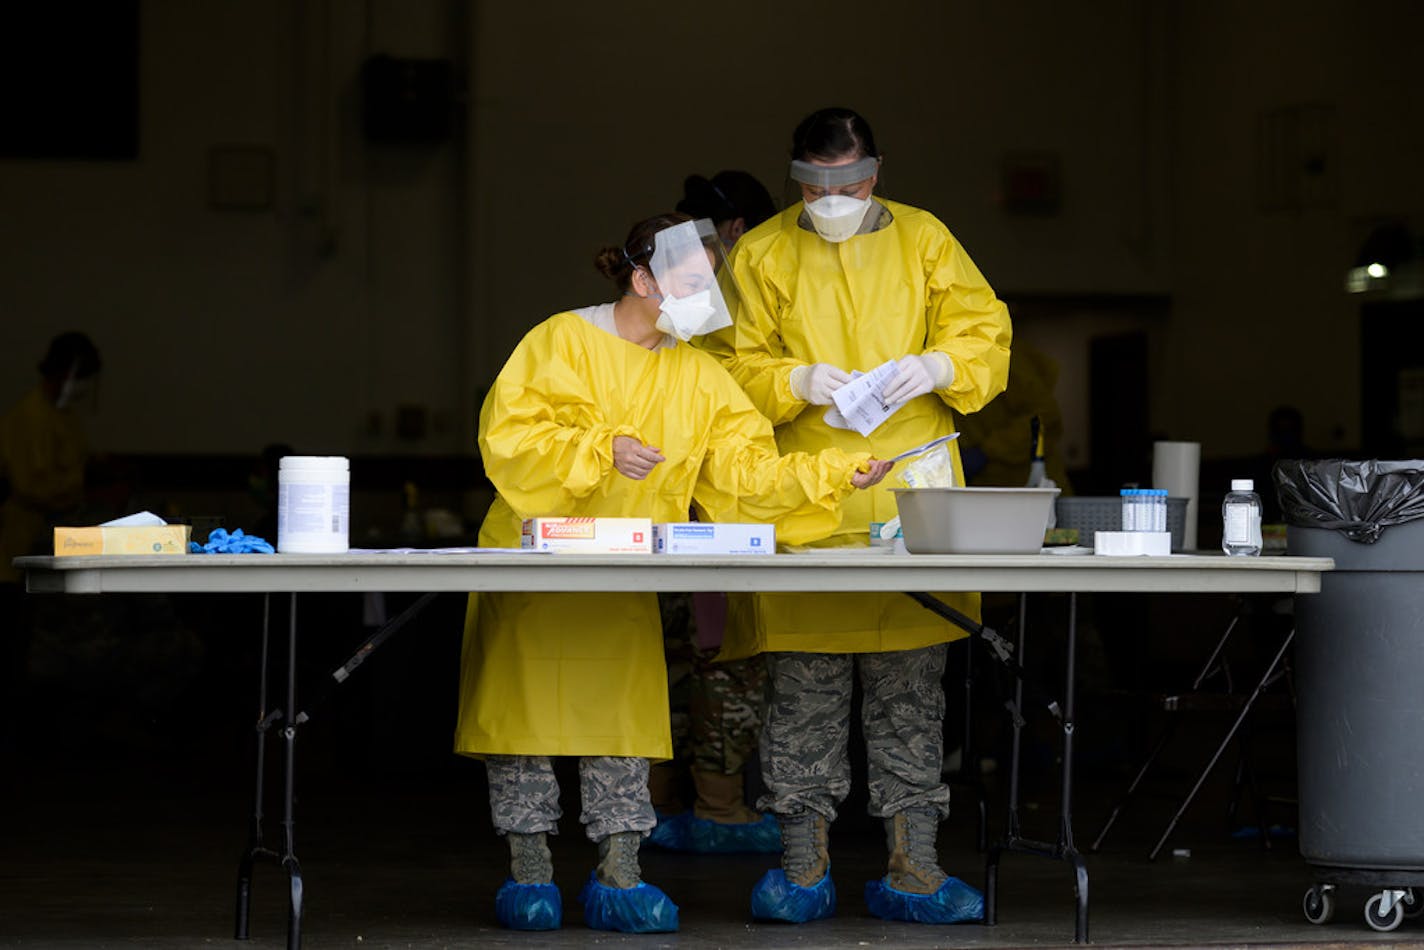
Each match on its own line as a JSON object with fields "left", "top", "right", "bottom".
{"left": 1279, "top": 459, "right": 1424, "bottom": 933}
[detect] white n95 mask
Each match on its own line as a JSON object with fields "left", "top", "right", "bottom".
{"left": 804, "top": 194, "right": 872, "bottom": 243}
{"left": 655, "top": 289, "right": 725, "bottom": 341}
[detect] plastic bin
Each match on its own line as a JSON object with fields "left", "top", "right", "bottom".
{"left": 892, "top": 487, "right": 1059, "bottom": 554}
{"left": 1282, "top": 459, "right": 1424, "bottom": 933}
{"left": 1056, "top": 496, "right": 1188, "bottom": 551}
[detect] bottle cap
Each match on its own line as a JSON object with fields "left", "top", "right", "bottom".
{"left": 1231, "top": 479, "right": 1254, "bottom": 491}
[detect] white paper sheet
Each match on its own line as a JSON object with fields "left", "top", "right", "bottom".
{"left": 828, "top": 360, "right": 901, "bottom": 436}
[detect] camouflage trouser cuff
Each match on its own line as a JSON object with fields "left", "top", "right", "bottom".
{"left": 869, "top": 789, "right": 952, "bottom": 821}
{"left": 757, "top": 797, "right": 839, "bottom": 824}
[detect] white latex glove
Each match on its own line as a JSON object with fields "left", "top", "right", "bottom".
{"left": 790, "top": 362, "right": 852, "bottom": 405}
{"left": 612, "top": 435, "right": 664, "bottom": 480}
{"left": 881, "top": 352, "right": 954, "bottom": 406}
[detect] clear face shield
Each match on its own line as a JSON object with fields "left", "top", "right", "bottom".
{"left": 643, "top": 218, "right": 740, "bottom": 341}
{"left": 55, "top": 364, "right": 100, "bottom": 412}
{"left": 789, "top": 156, "right": 881, "bottom": 243}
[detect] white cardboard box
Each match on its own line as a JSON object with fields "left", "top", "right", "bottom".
{"left": 1093, "top": 530, "right": 1172, "bottom": 556}
{"left": 520, "top": 517, "right": 652, "bottom": 553}
{"left": 654, "top": 522, "right": 774, "bottom": 555}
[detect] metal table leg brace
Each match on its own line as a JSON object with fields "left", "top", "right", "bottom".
{"left": 232, "top": 591, "right": 440, "bottom": 949}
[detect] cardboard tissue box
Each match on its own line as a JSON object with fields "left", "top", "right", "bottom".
{"left": 54, "top": 511, "right": 190, "bottom": 556}
{"left": 654, "top": 523, "right": 774, "bottom": 555}
{"left": 520, "top": 517, "right": 653, "bottom": 553}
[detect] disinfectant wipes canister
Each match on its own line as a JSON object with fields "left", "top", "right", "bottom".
{"left": 277, "top": 456, "right": 350, "bottom": 554}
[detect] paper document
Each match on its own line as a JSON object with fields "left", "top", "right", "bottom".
{"left": 828, "top": 360, "right": 901, "bottom": 436}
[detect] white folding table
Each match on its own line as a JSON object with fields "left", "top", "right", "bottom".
{"left": 18, "top": 551, "right": 1333, "bottom": 947}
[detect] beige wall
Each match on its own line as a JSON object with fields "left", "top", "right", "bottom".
{"left": 3, "top": 0, "right": 1421, "bottom": 471}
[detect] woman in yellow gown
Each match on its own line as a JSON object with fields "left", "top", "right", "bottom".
{"left": 699, "top": 107, "right": 1012, "bottom": 924}
{"left": 457, "top": 212, "right": 890, "bottom": 932}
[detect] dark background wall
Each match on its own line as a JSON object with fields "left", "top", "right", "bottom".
{"left": 2, "top": 0, "right": 1422, "bottom": 531}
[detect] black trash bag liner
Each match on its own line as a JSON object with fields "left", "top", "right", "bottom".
{"left": 1274, "top": 459, "right": 1424, "bottom": 543}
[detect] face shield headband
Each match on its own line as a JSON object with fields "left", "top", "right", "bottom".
{"left": 788, "top": 156, "right": 881, "bottom": 190}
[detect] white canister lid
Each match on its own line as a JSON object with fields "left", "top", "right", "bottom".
{"left": 280, "top": 455, "right": 349, "bottom": 471}
{"left": 1230, "top": 478, "right": 1254, "bottom": 491}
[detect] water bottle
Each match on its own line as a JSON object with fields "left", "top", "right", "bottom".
{"left": 1221, "top": 479, "right": 1262, "bottom": 556}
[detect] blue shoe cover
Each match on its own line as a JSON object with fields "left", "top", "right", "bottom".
{"left": 646, "top": 811, "right": 693, "bottom": 850}
{"left": 750, "top": 868, "right": 836, "bottom": 922}
{"left": 688, "top": 812, "right": 781, "bottom": 854}
{"left": 864, "top": 874, "right": 984, "bottom": 924}
{"left": 578, "top": 872, "right": 679, "bottom": 933}
{"left": 649, "top": 811, "right": 782, "bottom": 854}
{"left": 495, "top": 879, "right": 562, "bottom": 930}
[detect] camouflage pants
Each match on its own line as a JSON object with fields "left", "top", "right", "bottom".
{"left": 757, "top": 644, "right": 951, "bottom": 822}
{"left": 485, "top": 754, "right": 656, "bottom": 842}
{"left": 661, "top": 592, "right": 766, "bottom": 775}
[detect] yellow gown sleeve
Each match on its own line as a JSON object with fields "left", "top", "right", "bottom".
{"left": 922, "top": 225, "right": 1013, "bottom": 415}
{"left": 691, "top": 369, "right": 870, "bottom": 546}
{"left": 477, "top": 319, "right": 641, "bottom": 516}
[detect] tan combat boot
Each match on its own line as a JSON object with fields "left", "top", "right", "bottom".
{"left": 507, "top": 832, "right": 553, "bottom": 885}
{"left": 691, "top": 769, "right": 760, "bottom": 824}
{"left": 595, "top": 831, "right": 643, "bottom": 889}
{"left": 781, "top": 811, "right": 831, "bottom": 886}
{"left": 885, "top": 807, "right": 949, "bottom": 893}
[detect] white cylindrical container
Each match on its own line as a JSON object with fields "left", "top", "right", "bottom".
{"left": 278, "top": 456, "right": 350, "bottom": 554}
{"left": 1153, "top": 441, "right": 1201, "bottom": 549}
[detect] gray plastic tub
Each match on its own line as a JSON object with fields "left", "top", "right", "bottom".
{"left": 892, "top": 486, "right": 1059, "bottom": 554}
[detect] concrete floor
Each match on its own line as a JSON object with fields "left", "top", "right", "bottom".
{"left": 3, "top": 590, "right": 1418, "bottom": 948}
{"left": 3, "top": 741, "right": 1417, "bottom": 949}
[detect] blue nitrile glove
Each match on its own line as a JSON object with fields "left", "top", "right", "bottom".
{"left": 190, "top": 528, "right": 276, "bottom": 554}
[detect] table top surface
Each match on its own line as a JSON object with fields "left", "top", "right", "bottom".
{"left": 17, "top": 550, "right": 1334, "bottom": 595}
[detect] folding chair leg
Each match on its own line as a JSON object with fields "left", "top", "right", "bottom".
{"left": 1147, "top": 628, "right": 1296, "bottom": 861}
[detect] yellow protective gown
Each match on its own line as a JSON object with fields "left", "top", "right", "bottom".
{"left": 700, "top": 199, "right": 1012, "bottom": 659}
{"left": 456, "top": 310, "right": 872, "bottom": 760}
{"left": 0, "top": 387, "right": 86, "bottom": 584}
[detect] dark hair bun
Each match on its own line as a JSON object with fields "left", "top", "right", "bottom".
{"left": 594, "top": 246, "right": 627, "bottom": 281}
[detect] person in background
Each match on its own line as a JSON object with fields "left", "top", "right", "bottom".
{"left": 1256, "top": 405, "right": 1314, "bottom": 524}
{"left": 456, "top": 212, "right": 891, "bottom": 933}
{"left": 646, "top": 170, "right": 782, "bottom": 855}
{"left": 699, "top": 107, "right": 1012, "bottom": 925}
{"left": 676, "top": 169, "right": 776, "bottom": 249}
{"left": 1, "top": 332, "right": 102, "bottom": 756}
{"left": 956, "top": 336, "right": 1072, "bottom": 492}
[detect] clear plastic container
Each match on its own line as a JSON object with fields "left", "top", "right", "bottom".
{"left": 1222, "top": 478, "right": 1263, "bottom": 556}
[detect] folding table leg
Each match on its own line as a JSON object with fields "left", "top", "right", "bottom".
{"left": 986, "top": 593, "right": 1091, "bottom": 943}
{"left": 280, "top": 594, "right": 305, "bottom": 949}
{"left": 235, "top": 593, "right": 280, "bottom": 940}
